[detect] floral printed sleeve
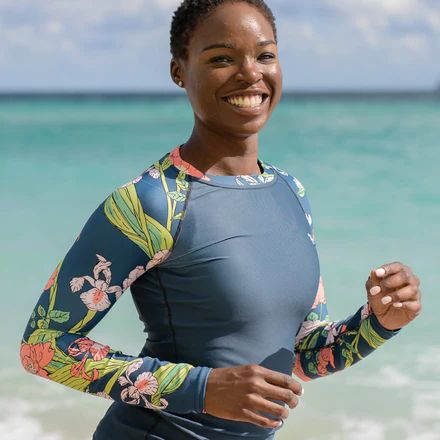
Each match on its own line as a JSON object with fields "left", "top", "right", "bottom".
{"left": 292, "top": 275, "right": 402, "bottom": 381}
{"left": 20, "top": 167, "right": 212, "bottom": 414}
{"left": 279, "top": 173, "right": 403, "bottom": 382}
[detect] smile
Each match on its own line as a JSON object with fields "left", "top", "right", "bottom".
{"left": 222, "top": 94, "right": 270, "bottom": 111}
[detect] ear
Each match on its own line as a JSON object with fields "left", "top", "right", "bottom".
{"left": 170, "top": 58, "right": 184, "bottom": 86}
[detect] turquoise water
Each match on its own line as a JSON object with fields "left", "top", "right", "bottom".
{"left": 1, "top": 96, "right": 439, "bottom": 440}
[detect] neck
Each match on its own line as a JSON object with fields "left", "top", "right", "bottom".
{"left": 179, "top": 119, "right": 262, "bottom": 176}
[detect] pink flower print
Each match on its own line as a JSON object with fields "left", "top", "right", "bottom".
{"left": 317, "top": 347, "right": 335, "bottom": 376}
{"left": 44, "top": 266, "right": 59, "bottom": 291}
{"left": 323, "top": 322, "right": 348, "bottom": 345}
{"left": 146, "top": 250, "right": 171, "bottom": 271}
{"left": 96, "top": 391, "right": 113, "bottom": 400}
{"left": 122, "top": 266, "right": 146, "bottom": 291}
{"left": 20, "top": 342, "right": 54, "bottom": 378}
{"left": 293, "top": 355, "right": 310, "bottom": 382}
{"left": 70, "top": 254, "right": 123, "bottom": 311}
{"left": 121, "top": 175, "right": 142, "bottom": 188}
{"left": 68, "top": 337, "right": 110, "bottom": 361}
{"left": 148, "top": 168, "right": 161, "bottom": 179}
{"left": 120, "top": 372, "right": 158, "bottom": 405}
{"left": 168, "top": 146, "right": 211, "bottom": 181}
{"left": 70, "top": 359, "right": 99, "bottom": 381}
{"left": 295, "top": 319, "right": 327, "bottom": 346}
{"left": 67, "top": 337, "right": 109, "bottom": 382}
{"left": 361, "top": 302, "right": 372, "bottom": 321}
{"left": 118, "top": 361, "right": 168, "bottom": 410}
{"left": 311, "top": 276, "right": 327, "bottom": 309}
{"left": 134, "top": 372, "right": 159, "bottom": 395}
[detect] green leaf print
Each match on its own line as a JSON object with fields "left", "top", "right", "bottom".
{"left": 307, "top": 331, "right": 321, "bottom": 349}
{"left": 176, "top": 178, "right": 189, "bottom": 191}
{"left": 307, "top": 362, "right": 318, "bottom": 375}
{"left": 307, "top": 312, "right": 319, "bottom": 321}
{"left": 160, "top": 157, "right": 172, "bottom": 171}
{"left": 49, "top": 310, "right": 70, "bottom": 324}
{"left": 167, "top": 191, "right": 186, "bottom": 202}
{"left": 104, "top": 185, "right": 174, "bottom": 258}
{"left": 37, "top": 319, "right": 49, "bottom": 329}
{"left": 28, "top": 329, "right": 63, "bottom": 345}
{"left": 173, "top": 212, "right": 184, "bottom": 221}
{"left": 150, "top": 364, "right": 193, "bottom": 406}
{"left": 38, "top": 305, "right": 46, "bottom": 317}
{"left": 342, "top": 347, "right": 354, "bottom": 368}
{"left": 30, "top": 321, "right": 36, "bottom": 329}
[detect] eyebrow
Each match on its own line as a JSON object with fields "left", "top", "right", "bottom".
{"left": 201, "top": 40, "right": 276, "bottom": 52}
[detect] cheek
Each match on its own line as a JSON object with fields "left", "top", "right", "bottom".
{"left": 189, "top": 71, "right": 227, "bottom": 117}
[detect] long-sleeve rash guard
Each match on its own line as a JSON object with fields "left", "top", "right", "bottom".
{"left": 20, "top": 145, "right": 401, "bottom": 440}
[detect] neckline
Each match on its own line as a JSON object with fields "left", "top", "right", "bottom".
{"left": 167, "top": 145, "right": 277, "bottom": 188}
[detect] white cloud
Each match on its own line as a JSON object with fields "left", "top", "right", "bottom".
{"left": 0, "top": 0, "right": 439, "bottom": 89}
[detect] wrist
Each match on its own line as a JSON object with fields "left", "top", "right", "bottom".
{"left": 369, "top": 310, "right": 402, "bottom": 337}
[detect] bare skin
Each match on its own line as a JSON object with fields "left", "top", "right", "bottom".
{"left": 366, "top": 261, "right": 422, "bottom": 331}
{"left": 170, "top": 2, "right": 282, "bottom": 177}
{"left": 168, "top": 1, "right": 423, "bottom": 431}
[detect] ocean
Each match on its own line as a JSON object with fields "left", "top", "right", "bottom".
{"left": 1, "top": 93, "right": 439, "bottom": 440}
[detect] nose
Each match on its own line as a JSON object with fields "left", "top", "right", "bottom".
{"left": 235, "top": 57, "right": 263, "bottom": 85}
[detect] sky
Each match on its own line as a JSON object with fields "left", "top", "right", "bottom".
{"left": 1, "top": 0, "right": 440, "bottom": 91}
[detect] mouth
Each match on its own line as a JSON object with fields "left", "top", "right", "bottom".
{"left": 221, "top": 93, "right": 270, "bottom": 113}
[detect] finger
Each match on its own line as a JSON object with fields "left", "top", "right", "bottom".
{"left": 388, "top": 284, "right": 419, "bottom": 303}
{"left": 249, "top": 394, "right": 290, "bottom": 420}
{"left": 368, "top": 269, "right": 384, "bottom": 295}
{"left": 263, "top": 371, "right": 303, "bottom": 396}
{"left": 401, "top": 300, "right": 422, "bottom": 315}
{"left": 241, "top": 407, "right": 283, "bottom": 429}
{"left": 260, "top": 382, "right": 299, "bottom": 409}
{"left": 379, "top": 270, "right": 412, "bottom": 291}
{"left": 374, "top": 261, "right": 407, "bottom": 279}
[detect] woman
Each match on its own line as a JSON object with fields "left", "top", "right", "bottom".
{"left": 20, "top": 1, "right": 422, "bottom": 439}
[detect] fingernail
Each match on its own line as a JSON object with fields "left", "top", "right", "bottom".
{"left": 393, "top": 302, "right": 403, "bottom": 308}
{"left": 381, "top": 296, "right": 392, "bottom": 305}
{"left": 278, "top": 420, "right": 283, "bottom": 427}
{"left": 369, "top": 286, "right": 381, "bottom": 296}
{"left": 301, "top": 388, "right": 305, "bottom": 396}
{"left": 375, "top": 267, "right": 386, "bottom": 277}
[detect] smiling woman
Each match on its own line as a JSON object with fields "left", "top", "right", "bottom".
{"left": 19, "top": 1, "right": 421, "bottom": 440}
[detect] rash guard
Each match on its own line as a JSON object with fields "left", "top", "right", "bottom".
{"left": 20, "top": 145, "right": 401, "bottom": 439}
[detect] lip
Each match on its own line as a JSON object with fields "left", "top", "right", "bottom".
{"left": 222, "top": 87, "right": 271, "bottom": 98}
{"left": 221, "top": 94, "right": 270, "bottom": 115}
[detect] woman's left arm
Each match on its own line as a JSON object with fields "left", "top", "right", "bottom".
{"left": 293, "top": 266, "right": 422, "bottom": 381}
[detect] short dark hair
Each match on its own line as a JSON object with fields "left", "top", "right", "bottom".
{"left": 170, "top": 0, "right": 278, "bottom": 60}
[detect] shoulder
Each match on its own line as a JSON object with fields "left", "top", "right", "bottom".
{"left": 268, "top": 162, "right": 315, "bottom": 243}
{"left": 103, "top": 150, "right": 189, "bottom": 253}
{"left": 266, "top": 162, "right": 307, "bottom": 200}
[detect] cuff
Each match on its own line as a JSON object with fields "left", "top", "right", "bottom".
{"left": 165, "top": 365, "right": 213, "bottom": 414}
{"left": 368, "top": 311, "right": 403, "bottom": 339}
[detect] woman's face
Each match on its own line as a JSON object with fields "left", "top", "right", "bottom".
{"left": 171, "top": 2, "right": 283, "bottom": 138}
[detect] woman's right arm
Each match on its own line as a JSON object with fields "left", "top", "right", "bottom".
{"left": 19, "top": 179, "right": 212, "bottom": 414}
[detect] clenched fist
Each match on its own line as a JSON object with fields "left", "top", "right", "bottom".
{"left": 204, "top": 364, "right": 304, "bottom": 428}
{"left": 366, "top": 261, "right": 422, "bottom": 331}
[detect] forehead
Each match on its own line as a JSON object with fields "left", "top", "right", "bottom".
{"left": 188, "top": 2, "right": 275, "bottom": 52}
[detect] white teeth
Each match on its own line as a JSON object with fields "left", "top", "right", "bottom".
{"left": 225, "top": 95, "right": 264, "bottom": 108}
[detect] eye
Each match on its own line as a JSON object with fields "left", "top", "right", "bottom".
{"left": 259, "top": 52, "right": 276, "bottom": 61}
{"left": 210, "top": 56, "right": 232, "bottom": 63}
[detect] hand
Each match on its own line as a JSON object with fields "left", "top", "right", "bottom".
{"left": 204, "top": 364, "right": 303, "bottom": 429}
{"left": 365, "top": 261, "right": 422, "bottom": 331}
